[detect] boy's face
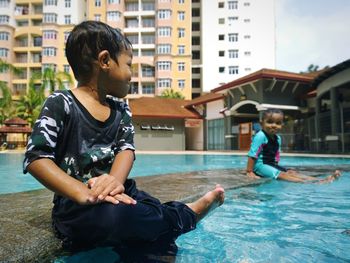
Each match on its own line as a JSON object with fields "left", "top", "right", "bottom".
{"left": 261, "top": 113, "right": 283, "bottom": 137}
{"left": 105, "top": 48, "right": 133, "bottom": 98}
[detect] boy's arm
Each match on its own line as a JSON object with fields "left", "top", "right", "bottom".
{"left": 28, "top": 158, "right": 93, "bottom": 205}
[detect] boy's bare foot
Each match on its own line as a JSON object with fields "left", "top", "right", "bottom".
{"left": 186, "top": 184, "right": 225, "bottom": 222}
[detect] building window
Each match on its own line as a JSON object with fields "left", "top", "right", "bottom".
{"left": 63, "top": 65, "right": 70, "bottom": 73}
{"left": 157, "top": 61, "right": 171, "bottom": 71}
{"left": 43, "top": 13, "right": 58, "bottom": 23}
{"left": 228, "top": 16, "right": 238, "bottom": 25}
{"left": 178, "top": 45, "right": 185, "bottom": 54}
{"left": 65, "top": 0, "right": 71, "bottom": 8}
{"left": 108, "top": 0, "right": 120, "bottom": 4}
{"left": 44, "top": 0, "right": 57, "bottom": 6}
{"left": 95, "top": 0, "right": 101, "bottom": 7}
{"left": 219, "top": 67, "right": 225, "bottom": 73}
{"left": 192, "top": 8, "right": 200, "bottom": 17}
{"left": 107, "top": 11, "right": 121, "bottom": 21}
{"left": 229, "top": 49, "right": 238, "bottom": 58}
{"left": 229, "top": 66, "right": 239, "bottom": 75}
{"left": 158, "top": 27, "right": 171, "bottom": 37}
{"left": 179, "top": 0, "right": 184, "bottom": 3}
{"left": 218, "top": 34, "right": 225, "bottom": 40}
{"left": 228, "top": 33, "right": 238, "bottom": 42}
{"left": 192, "top": 36, "right": 200, "bottom": 45}
{"left": 0, "top": 32, "right": 9, "bottom": 41}
{"left": 157, "top": 79, "right": 171, "bottom": 88}
{"left": 178, "top": 28, "right": 185, "bottom": 38}
{"left": 0, "top": 15, "right": 9, "bottom": 24}
{"left": 192, "top": 22, "right": 200, "bottom": 31}
{"left": 218, "top": 2, "right": 224, "bottom": 8}
{"left": 244, "top": 2, "right": 250, "bottom": 6}
{"left": 0, "top": 48, "right": 8, "bottom": 57}
{"left": 157, "top": 44, "right": 171, "bottom": 54}
{"left": 142, "top": 2, "right": 154, "bottom": 10}
{"left": 244, "top": 51, "right": 251, "bottom": 56}
{"left": 142, "top": 18, "right": 155, "bottom": 27}
{"left": 0, "top": 0, "right": 9, "bottom": 7}
{"left": 127, "top": 34, "right": 138, "bottom": 44}
{"left": 178, "top": 62, "right": 185, "bottom": 71}
{"left": 141, "top": 34, "right": 155, "bottom": 44}
{"left": 43, "top": 30, "right": 57, "bottom": 39}
{"left": 192, "top": 68, "right": 200, "bottom": 74}
{"left": 43, "top": 47, "right": 57, "bottom": 57}
{"left": 142, "top": 84, "right": 155, "bottom": 94}
{"left": 125, "top": 2, "right": 138, "bottom": 11}
{"left": 140, "top": 49, "right": 153, "bottom": 56}
{"left": 245, "top": 67, "right": 252, "bottom": 72}
{"left": 218, "top": 18, "right": 225, "bottom": 24}
{"left": 64, "top": 15, "right": 71, "bottom": 25}
{"left": 64, "top": 31, "right": 70, "bottom": 42}
{"left": 244, "top": 35, "right": 251, "bottom": 39}
{"left": 178, "top": 11, "right": 185, "bottom": 21}
{"left": 244, "top": 18, "right": 251, "bottom": 23}
{"left": 94, "top": 14, "right": 101, "bottom": 21}
{"left": 158, "top": 10, "right": 171, "bottom": 19}
{"left": 228, "top": 1, "right": 238, "bottom": 9}
{"left": 178, "top": 80, "right": 185, "bottom": 89}
{"left": 192, "top": 51, "right": 200, "bottom": 59}
{"left": 142, "top": 65, "right": 155, "bottom": 77}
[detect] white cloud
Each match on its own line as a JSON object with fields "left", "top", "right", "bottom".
{"left": 276, "top": 0, "right": 350, "bottom": 72}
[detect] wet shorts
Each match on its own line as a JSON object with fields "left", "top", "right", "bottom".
{"left": 254, "top": 163, "right": 287, "bottom": 179}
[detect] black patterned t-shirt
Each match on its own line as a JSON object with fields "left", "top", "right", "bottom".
{"left": 23, "top": 90, "right": 135, "bottom": 211}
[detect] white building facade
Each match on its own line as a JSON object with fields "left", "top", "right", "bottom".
{"left": 200, "top": 0, "right": 276, "bottom": 93}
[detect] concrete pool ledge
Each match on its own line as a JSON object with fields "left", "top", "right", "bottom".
{"left": 0, "top": 168, "right": 267, "bottom": 262}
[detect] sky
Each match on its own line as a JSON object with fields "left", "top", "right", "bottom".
{"left": 275, "top": 0, "right": 350, "bottom": 73}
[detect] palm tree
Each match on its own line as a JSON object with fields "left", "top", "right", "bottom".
{"left": 16, "top": 83, "right": 45, "bottom": 127}
{"left": 0, "top": 59, "right": 22, "bottom": 125}
{"left": 0, "top": 82, "right": 14, "bottom": 125}
{"left": 160, "top": 89, "right": 185, "bottom": 99}
{"left": 31, "top": 66, "right": 73, "bottom": 94}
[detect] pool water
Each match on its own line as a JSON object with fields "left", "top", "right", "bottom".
{"left": 55, "top": 172, "right": 350, "bottom": 263}
{"left": 176, "top": 174, "right": 350, "bottom": 262}
{"left": 1, "top": 153, "right": 350, "bottom": 194}
{"left": 1, "top": 153, "right": 350, "bottom": 262}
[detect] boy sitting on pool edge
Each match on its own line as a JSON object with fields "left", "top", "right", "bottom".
{"left": 246, "top": 109, "right": 341, "bottom": 183}
{"left": 23, "top": 20, "right": 225, "bottom": 254}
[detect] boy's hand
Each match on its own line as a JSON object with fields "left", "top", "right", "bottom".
{"left": 87, "top": 174, "right": 136, "bottom": 205}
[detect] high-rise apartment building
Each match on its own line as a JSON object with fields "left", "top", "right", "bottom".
{"left": 192, "top": 0, "right": 276, "bottom": 95}
{"left": 1, "top": 0, "right": 275, "bottom": 100}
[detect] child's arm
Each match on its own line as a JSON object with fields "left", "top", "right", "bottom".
{"left": 27, "top": 158, "right": 119, "bottom": 205}
{"left": 246, "top": 157, "right": 259, "bottom": 178}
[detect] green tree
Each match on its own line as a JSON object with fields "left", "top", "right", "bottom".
{"left": 31, "top": 66, "right": 73, "bottom": 93}
{"left": 16, "top": 84, "right": 45, "bottom": 127}
{"left": 0, "top": 82, "right": 14, "bottom": 125}
{"left": 160, "top": 89, "right": 185, "bottom": 99}
{"left": 300, "top": 64, "right": 329, "bottom": 74}
{"left": 0, "top": 59, "right": 22, "bottom": 124}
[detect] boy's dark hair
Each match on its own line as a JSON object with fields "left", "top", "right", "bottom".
{"left": 261, "top": 108, "right": 284, "bottom": 121}
{"left": 66, "top": 20, "right": 132, "bottom": 82}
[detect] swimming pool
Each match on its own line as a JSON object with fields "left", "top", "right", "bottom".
{"left": 55, "top": 171, "right": 350, "bottom": 263}
{"left": 1, "top": 152, "right": 350, "bottom": 262}
{"left": 1, "top": 152, "right": 350, "bottom": 194}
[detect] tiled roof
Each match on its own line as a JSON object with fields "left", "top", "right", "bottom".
{"left": 4, "top": 117, "right": 28, "bottom": 126}
{"left": 0, "top": 126, "right": 32, "bottom": 133}
{"left": 128, "top": 97, "right": 202, "bottom": 119}
{"left": 212, "top": 68, "right": 315, "bottom": 93}
{"left": 184, "top": 92, "right": 224, "bottom": 108}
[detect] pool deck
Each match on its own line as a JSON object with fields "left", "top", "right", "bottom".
{"left": 0, "top": 150, "right": 348, "bottom": 262}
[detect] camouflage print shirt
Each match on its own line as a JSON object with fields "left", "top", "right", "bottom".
{"left": 23, "top": 90, "right": 135, "bottom": 211}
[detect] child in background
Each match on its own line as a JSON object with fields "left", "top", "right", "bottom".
{"left": 246, "top": 109, "right": 341, "bottom": 183}
{"left": 23, "top": 21, "right": 224, "bottom": 253}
